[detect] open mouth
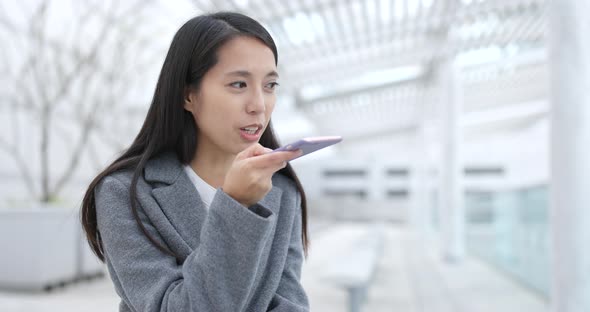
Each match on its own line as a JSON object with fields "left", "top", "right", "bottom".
{"left": 240, "top": 126, "right": 261, "bottom": 135}
{"left": 239, "top": 124, "right": 263, "bottom": 141}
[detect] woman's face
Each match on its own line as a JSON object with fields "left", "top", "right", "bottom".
{"left": 184, "top": 36, "right": 278, "bottom": 157}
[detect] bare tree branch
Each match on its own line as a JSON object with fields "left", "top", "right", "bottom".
{"left": 0, "top": 5, "right": 20, "bottom": 34}
{"left": 51, "top": 0, "right": 154, "bottom": 197}
{"left": 0, "top": 137, "right": 37, "bottom": 198}
{"left": 86, "top": 136, "right": 106, "bottom": 172}
{"left": 3, "top": 0, "right": 165, "bottom": 203}
{"left": 29, "top": 0, "right": 52, "bottom": 202}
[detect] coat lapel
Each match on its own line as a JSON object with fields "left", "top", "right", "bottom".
{"left": 145, "top": 152, "right": 207, "bottom": 251}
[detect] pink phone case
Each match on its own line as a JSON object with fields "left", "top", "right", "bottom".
{"left": 273, "top": 136, "right": 343, "bottom": 160}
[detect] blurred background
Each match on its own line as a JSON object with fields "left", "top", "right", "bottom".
{"left": 0, "top": 0, "right": 588, "bottom": 311}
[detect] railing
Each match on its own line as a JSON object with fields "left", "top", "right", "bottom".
{"left": 465, "top": 185, "right": 550, "bottom": 296}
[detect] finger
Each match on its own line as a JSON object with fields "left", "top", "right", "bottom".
{"left": 250, "top": 149, "right": 302, "bottom": 167}
{"left": 251, "top": 147, "right": 275, "bottom": 157}
{"left": 274, "top": 149, "right": 303, "bottom": 161}
{"left": 264, "top": 150, "right": 300, "bottom": 163}
{"left": 252, "top": 148, "right": 268, "bottom": 156}
{"left": 260, "top": 160, "right": 288, "bottom": 175}
{"left": 236, "top": 143, "right": 265, "bottom": 159}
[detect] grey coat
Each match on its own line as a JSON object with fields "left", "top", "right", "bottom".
{"left": 95, "top": 152, "right": 309, "bottom": 312}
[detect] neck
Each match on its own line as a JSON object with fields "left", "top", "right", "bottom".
{"left": 189, "top": 145, "right": 235, "bottom": 189}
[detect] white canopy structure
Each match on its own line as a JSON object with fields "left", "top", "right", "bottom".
{"left": 190, "top": 0, "right": 548, "bottom": 148}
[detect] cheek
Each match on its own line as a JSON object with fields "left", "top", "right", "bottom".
{"left": 196, "top": 96, "right": 238, "bottom": 135}
{"left": 197, "top": 106, "right": 225, "bottom": 129}
{"left": 266, "top": 98, "right": 276, "bottom": 116}
{"left": 196, "top": 91, "right": 225, "bottom": 119}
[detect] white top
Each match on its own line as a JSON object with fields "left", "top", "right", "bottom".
{"left": 183, "top": 165, "right": 217, "bottom": 209}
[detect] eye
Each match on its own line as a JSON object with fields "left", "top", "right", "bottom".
{"left": 229, "top": 81, "right": 247, "bottom": 89}
{"left": 265, "top": 82, "right": 280, "bottom": 91}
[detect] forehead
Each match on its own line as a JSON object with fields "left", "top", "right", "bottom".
{"left": 212, "top": 36, "right": 277, "bottom": 75}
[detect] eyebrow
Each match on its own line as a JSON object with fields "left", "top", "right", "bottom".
{"left": 225, "top": 70, "right": 279, "bottom": 79}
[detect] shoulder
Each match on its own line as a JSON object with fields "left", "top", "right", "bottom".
{"left": 96, "top": 150, "right": 181, "bottom": 194}
{"left": 106, "top": 169, "right": 135, "bottom": 186}
{"left": 95, "top": 168, "right": 134, "bottom": 195}
{"left": 94, "top": 166, "right": 153, "bottom": 215}
{"left": 93, "top": 169, "right": 136, "bottom": 213}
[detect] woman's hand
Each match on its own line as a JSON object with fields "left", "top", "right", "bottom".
{"left": 222, "top": 144, "right": 302, "bottom": 207}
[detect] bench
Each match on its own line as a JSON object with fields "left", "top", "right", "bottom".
{"left": 319, "top": 225, "right": 385, "bottom": 312}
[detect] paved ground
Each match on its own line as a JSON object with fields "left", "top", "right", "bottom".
{"left": 302, "top": 223, "right": 549, "bottom": 312}
{"left": 0, "top": 222, "right": 549, "bottom": 312}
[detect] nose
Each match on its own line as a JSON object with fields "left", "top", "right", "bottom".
{"left": 246, "top": 88, "right": 265, "bottom": 114}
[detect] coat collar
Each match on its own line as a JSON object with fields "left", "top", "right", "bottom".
{"left": 143, "top": 151, "right": 283, "bottom": 250}
{"left": 144, "top": 151, "right": 184, "bottom": 185}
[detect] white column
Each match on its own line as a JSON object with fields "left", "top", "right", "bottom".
{"left": 437, "top": 56, "right": 465, "bottom": 262}
{"left": 410, "top": 99, "right": 430, "bottom": 236}
{"left": 409, "top": 125, "right": 425, "bottom": 229}
{"left": 549, "top": 1, "right": 590, "bottom": 311}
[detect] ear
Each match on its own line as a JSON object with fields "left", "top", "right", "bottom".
{"left": 184, "top": 87, "right": 198, "bottom": 112}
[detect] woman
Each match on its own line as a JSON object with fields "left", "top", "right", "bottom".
{"left": 80, "top": 12, "right": 310, "bottom": 312}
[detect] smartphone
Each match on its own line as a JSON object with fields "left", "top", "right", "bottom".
{"left": 273, "top": 136, "right": 343, "bottom": 160}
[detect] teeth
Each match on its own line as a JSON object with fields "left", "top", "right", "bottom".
{"left": 241, "top": 127, "right": 258, "bottom": 135}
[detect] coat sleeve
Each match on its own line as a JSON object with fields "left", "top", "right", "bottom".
{"left": 267, "top": 191, "right": 310, "bottom": 311}
{"left": 95, "top": 176, "right": 275, "bottom": 312}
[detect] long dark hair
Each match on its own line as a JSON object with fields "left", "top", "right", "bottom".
{"left": 80, "top": 12, "right": 309, "bottom": 263}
